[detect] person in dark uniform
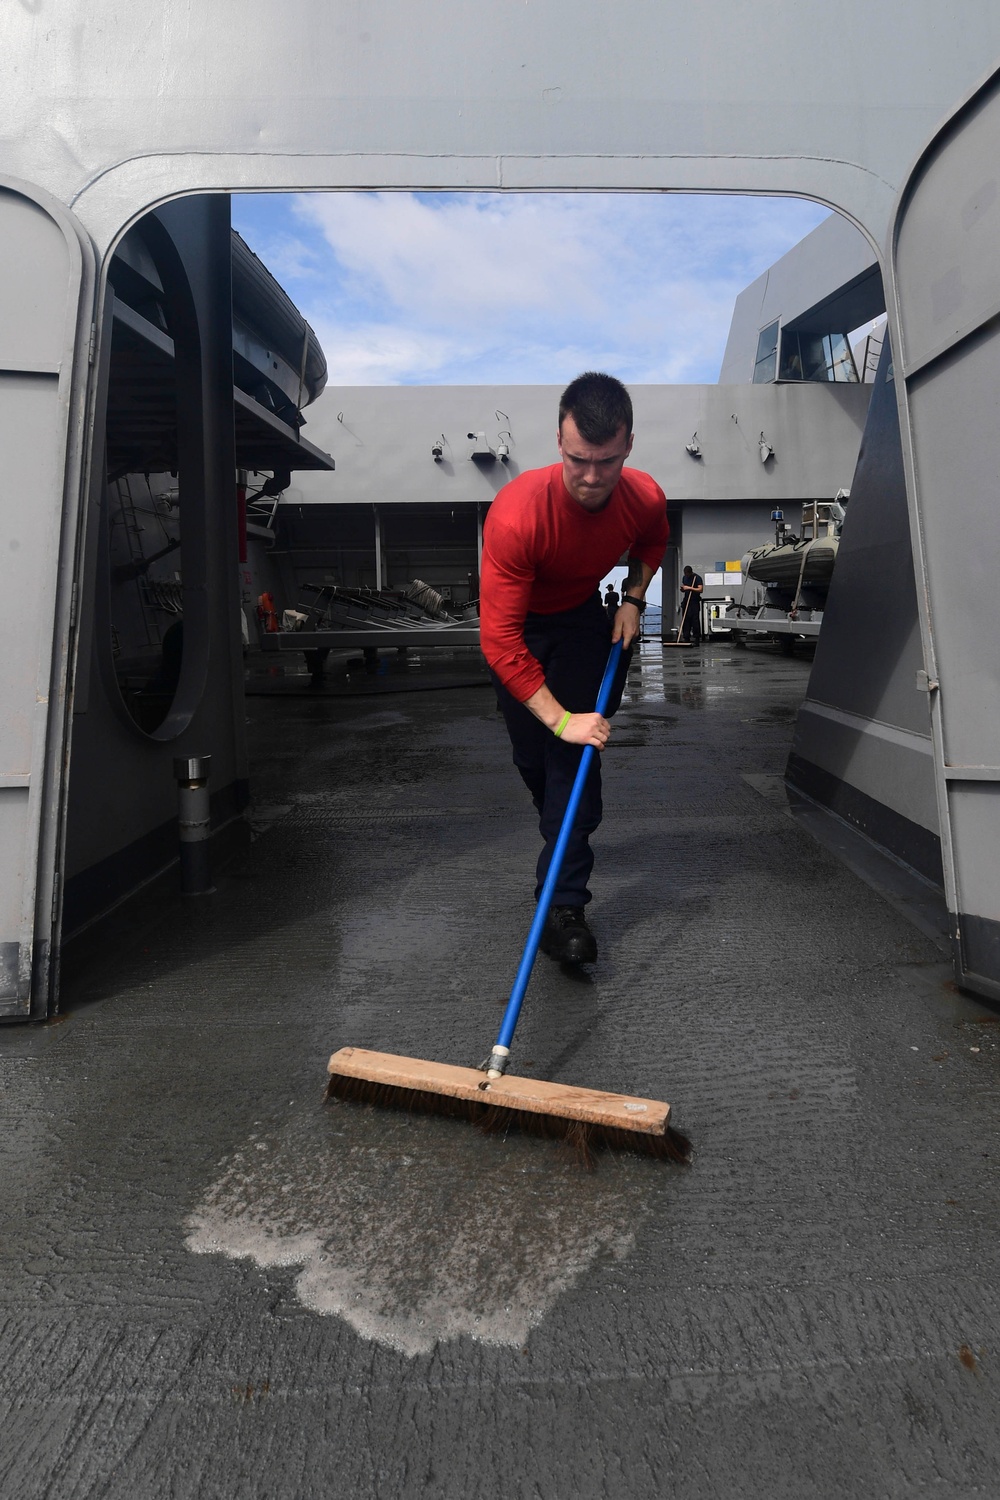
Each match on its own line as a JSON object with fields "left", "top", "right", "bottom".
{"left": 603, "top": 582, "right": 620, "bottom": 623}
{"left": 680, "top": 565, "right": 704, "bottom": 643}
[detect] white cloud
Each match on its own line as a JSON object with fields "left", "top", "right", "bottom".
{"left": 311, "top": 321, "right": 464, "bottom": 386}
{"left": 297, "top": 192, "right": 602, "bottom": 320}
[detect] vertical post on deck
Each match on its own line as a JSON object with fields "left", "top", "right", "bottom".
{"left": 373, "top": 504, "right": 383, "bottom": 591}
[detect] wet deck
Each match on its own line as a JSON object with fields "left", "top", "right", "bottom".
{"left": 3, "top": 640, "right": 1000, "bottom": 1498}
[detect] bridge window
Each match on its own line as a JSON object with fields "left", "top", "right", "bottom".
{"left": 779, "top": 329, "right": 858, "bottom": 382}
{"left": 752, "top": 320, "right": 779, "bottom": 382}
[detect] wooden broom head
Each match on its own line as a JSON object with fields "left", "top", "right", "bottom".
{"left": 327, "top": 1047, "right": 673, "bottom": 1137}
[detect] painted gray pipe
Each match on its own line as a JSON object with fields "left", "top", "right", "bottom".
{"left": 173, "top": 756, "right": 215, "bottom": 896}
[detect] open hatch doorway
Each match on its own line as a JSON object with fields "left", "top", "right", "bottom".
{"left": 60, "top": 186, "right": 884, "bottom": 1015}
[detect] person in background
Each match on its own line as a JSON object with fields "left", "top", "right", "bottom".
{"left": 479, "top": 372, "right": 668, "bottom": 964}
{"left": 680, "top": 565, "right": 704, "bottom": 644}
{"left": 603, "top": 581, "right": 620, "bottom": 623}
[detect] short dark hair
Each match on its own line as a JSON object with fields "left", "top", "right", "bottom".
{"left": 559, "top": 372, "right": 633, "bottom": 444}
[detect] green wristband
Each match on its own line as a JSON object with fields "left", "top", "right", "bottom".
{"left": 554, "top": 710, "right": 572, "bottom": 738}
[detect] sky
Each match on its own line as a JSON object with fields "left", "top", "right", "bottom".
{"left": 232, "top": 191, "right": 832, "bottom": 388}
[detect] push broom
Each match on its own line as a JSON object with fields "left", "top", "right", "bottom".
{"left": 663, "top": 586, "right": 696, "bottom": 647}
{"left": 327, "top": 639, "right": 691, "bottom": 1165}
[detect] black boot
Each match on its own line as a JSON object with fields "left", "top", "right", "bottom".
{"left": 539, "top": 906, "right": 598, "bottom": 964}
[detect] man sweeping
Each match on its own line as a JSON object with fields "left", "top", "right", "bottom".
{"left": 328, "top": 374, "right": 688, "bottom": 1165}
{"left": 479, "top": 372, "right": 668, "bottom": 965}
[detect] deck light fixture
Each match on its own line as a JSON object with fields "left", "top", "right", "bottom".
{"left": 431, "top": 436, "right": 445, "bottom": 461}
{"left": 759, "top": 432, "right": 775, "bottom": 463}
{"left": 685, "top": 431, "right": 702, "bottom": 457}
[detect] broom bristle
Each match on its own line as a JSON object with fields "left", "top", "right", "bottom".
{"left": 325, "top": 1071, "right": 692, "bottom": 1168}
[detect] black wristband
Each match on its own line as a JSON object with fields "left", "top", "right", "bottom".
{"left": 622, "top": 595, "right": 646, "bottom": 613}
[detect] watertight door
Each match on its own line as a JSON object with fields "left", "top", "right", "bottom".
{"left": 0, "top": 185, "right": 95, "bottom": 1018}
{"left": 889, "top": 67, "right": 1000, "bottom": 1000}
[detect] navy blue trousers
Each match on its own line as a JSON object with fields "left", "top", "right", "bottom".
{"left": 492, "top": 594, "right": 631, "bottom": 907}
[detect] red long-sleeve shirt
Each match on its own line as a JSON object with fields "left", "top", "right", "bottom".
{"left": 480, "top": 463, "right": 669, "bottom": 700}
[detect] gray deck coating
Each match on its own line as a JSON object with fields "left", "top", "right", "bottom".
{"left": 3, "top": 640, "right": 999, "bottom": 1499}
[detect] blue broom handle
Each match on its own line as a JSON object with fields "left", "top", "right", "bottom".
{"left": 495, "top": 639, "right": 623, "bottom": 1052}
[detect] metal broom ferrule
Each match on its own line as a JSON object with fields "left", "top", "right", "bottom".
{"left": 485, "top": 1045, "right": 510, "bottom": 1080}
